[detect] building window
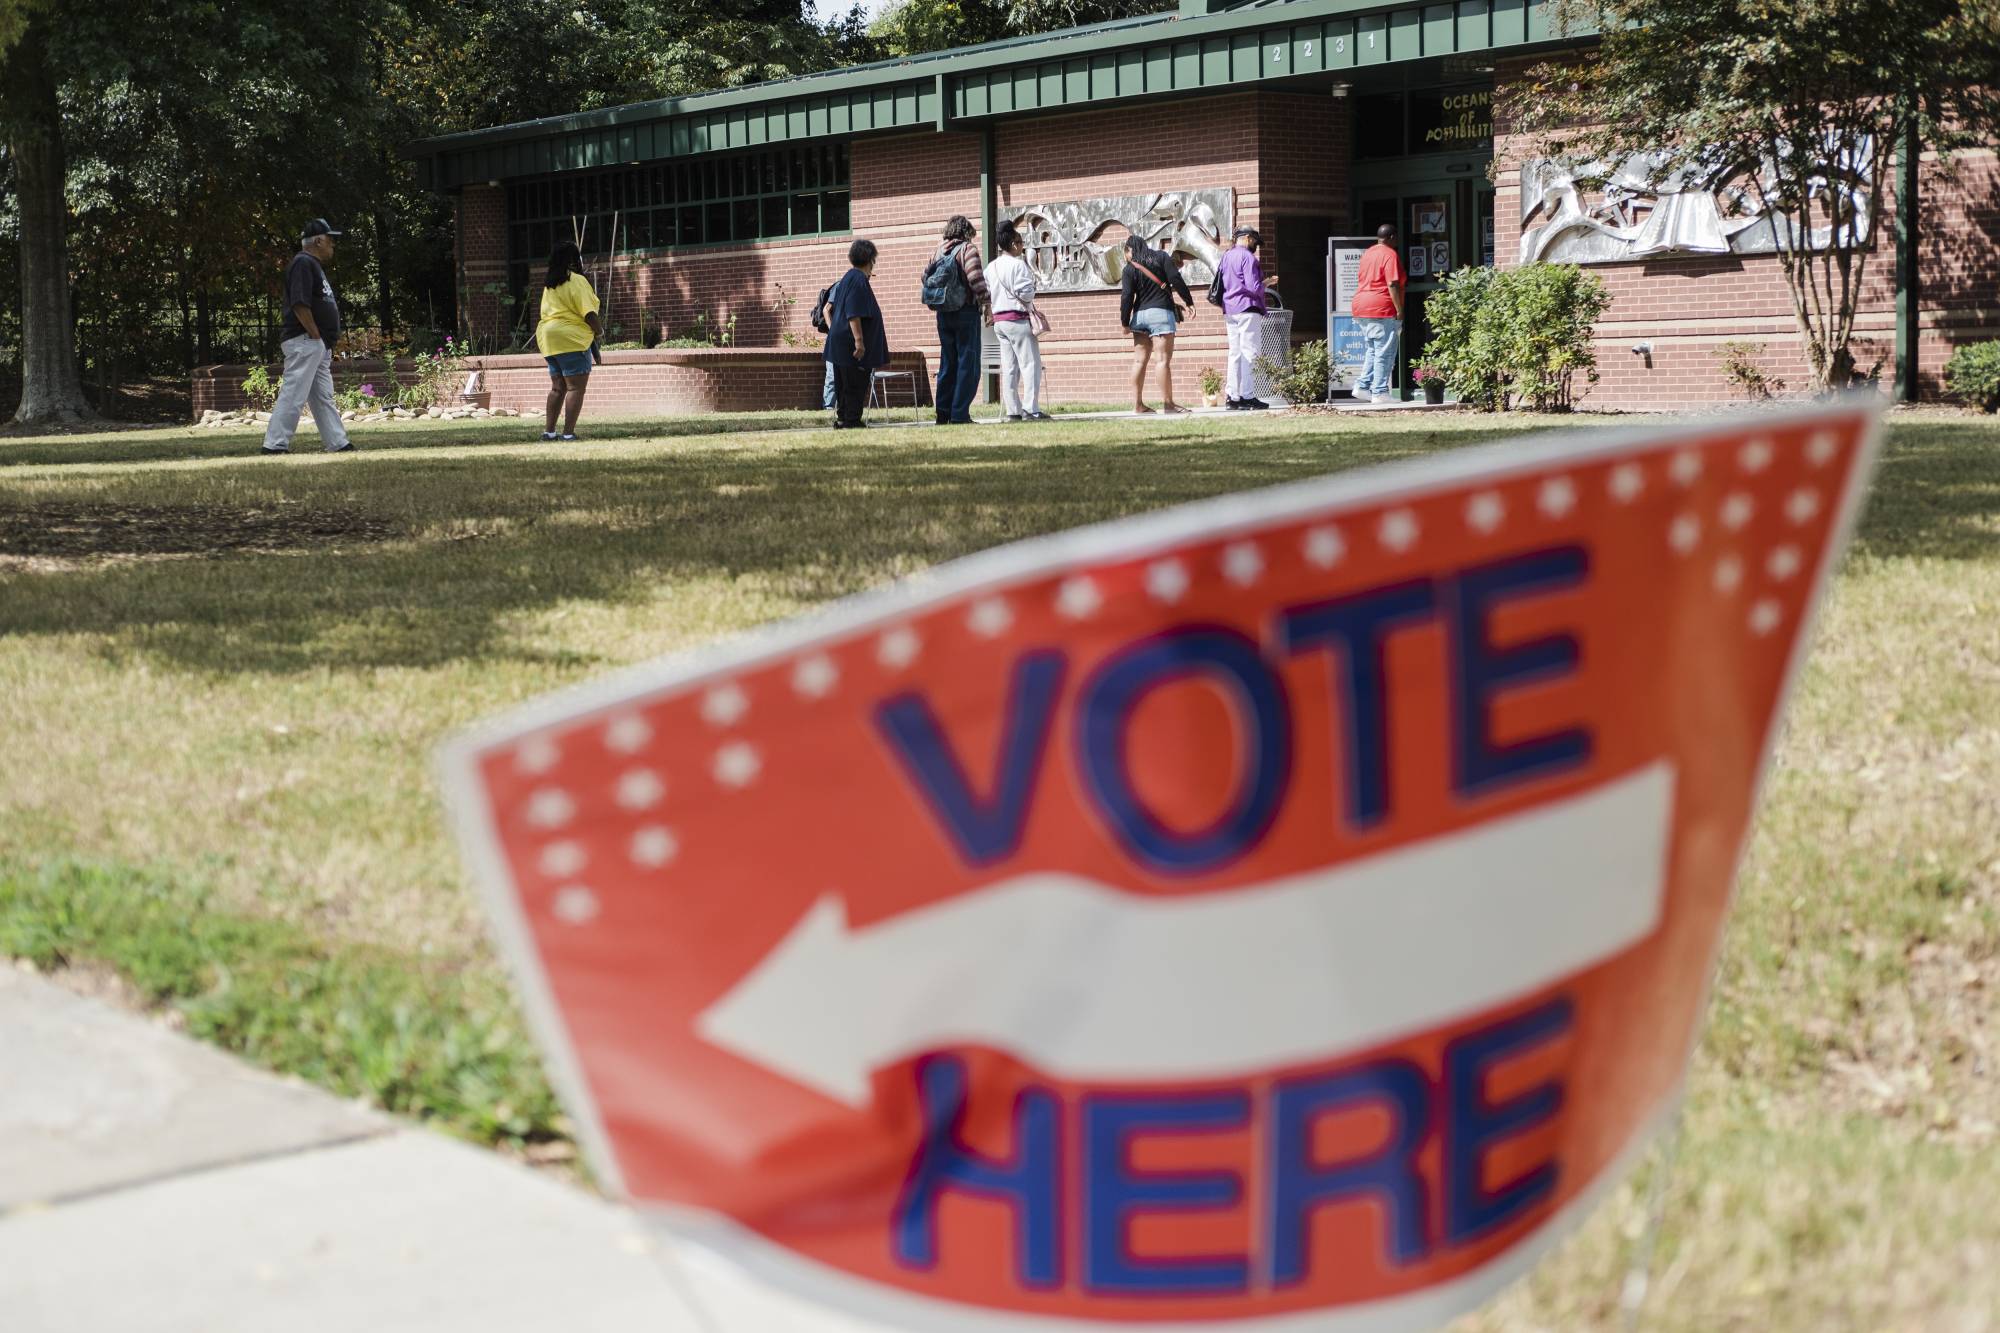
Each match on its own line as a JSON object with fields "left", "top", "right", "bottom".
{"left": 502, "top": 142, "right": 852, "bottom": 267}
{"left": 1352, "top": 87, "right": 1493, "bottom": 158}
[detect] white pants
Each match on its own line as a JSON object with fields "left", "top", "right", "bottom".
{"left": 1226, "top": 311, "right": 1262, "bottom": 400}
{"left": 996, "top": 319, "right": 1041, "bottom": 416}
{"left": 263, "top": 335, "right": 349, "bottom": 451}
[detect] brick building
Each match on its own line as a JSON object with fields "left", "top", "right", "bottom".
{"left": 408, "top": 0, "right": 1998, "bottom": 411}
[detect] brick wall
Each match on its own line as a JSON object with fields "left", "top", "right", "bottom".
{"left": 458, "top": 184, "right": 508, "bottom": 342}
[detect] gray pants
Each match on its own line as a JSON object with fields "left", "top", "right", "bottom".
{"left": 263, "top": 335, "right": 350, "bottom": 451}
{"left": 996, "top": 319, "right": 1041, "bottom": 417}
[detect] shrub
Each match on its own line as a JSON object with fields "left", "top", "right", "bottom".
{"left": 1717, "top": 340, "right": 1786, "bottom": 400}
{"left": 1200, "top": 366, "right": 1224, "bottom": 398}
{"left": 1417, "top": 263, "right": 1608, "bottom": 412}
{"left": 1254, "top": 339, "right": 1330, "bottom": 405}
{"left": 1944, "top": 341, "right": 2000, "bottom": 412}
{"left": 397, "top": 335, "right": 469, "bottom": 410}
{"left": 1421, "top": 266, "right": 1506, "bottom": 410}
{"left": 241, "top": 364, "right": 279, "bottom": 410}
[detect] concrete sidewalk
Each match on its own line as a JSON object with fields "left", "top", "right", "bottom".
{"left": 0, "top": 965, "right": 712, "bottom": 1332}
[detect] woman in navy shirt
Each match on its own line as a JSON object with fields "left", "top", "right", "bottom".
{"left": 824, "top": 239, "right": 890, "bottom": 429}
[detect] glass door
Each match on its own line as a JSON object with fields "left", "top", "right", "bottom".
{"left": 1355, "top": 174, "right": 1492, "bottom": 399}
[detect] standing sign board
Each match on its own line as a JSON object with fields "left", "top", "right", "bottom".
{"left": 444, "top": 404, "right": 1880, "bottom": 1332}
{"left": 1325, "top": 235, "right": 1373, "bottom": 397}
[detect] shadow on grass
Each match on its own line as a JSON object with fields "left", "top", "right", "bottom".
{"left": 1850, "top": 422, "right": 2000, "bottom": 562}
{"left": 0, "top": 428, "right": 1464, "bottom": 675}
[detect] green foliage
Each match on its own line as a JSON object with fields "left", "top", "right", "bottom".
{"left": 1717, "top": 339, "right": 1787, "bottom": 400}
{"left": 0, "top": 859, "right": 563, "bottom": 1148}
{"left": 870, "top": 0, "right": 1006, "bottom": 56}
{"left": 241, "top": 364, "right": 279, "bottom": 411}
{"left": 661, "top": 311, "right": 738, "bottom": 348}
{"left": 1200, "top": 365, "right": 1224, "bottom": 397}
{"left": 397, "top": 334, "right": 468, "bottom": 409}
{"left": 1420, "top": 263, "right": 1608, "bottom": 412}
{"left": 1254, "top": 339, "right": 1330, "bottom": 405}
{"left": 1944, "top": 341, "right": 2000, "bottom": 412}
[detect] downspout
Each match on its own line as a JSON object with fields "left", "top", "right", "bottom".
{"left": 1894, "top": 114, "right": 1920, "bottom": 402}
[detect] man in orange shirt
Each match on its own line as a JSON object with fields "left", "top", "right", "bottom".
{"left": 1351, "top": 223, "right": 1405, "bottom": 403}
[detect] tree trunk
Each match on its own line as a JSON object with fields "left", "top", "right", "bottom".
{"left": 6, "top": 22, "right": 92, "bottom": 427}
{"left": 375, "top": 208, "right": 395, "bottom": 339}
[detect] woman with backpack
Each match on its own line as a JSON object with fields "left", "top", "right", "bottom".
{"left": 924, "top": 214, "right": 989, "bottom": 425}
{"left": 1118, "top": 233, "right": 1195, "bottom": 415}
{"left": 986, "top": 221, "right": 1050, "bottom": 422}
{"left": 824, "top": 238, "right": 890, "bottom": 429}
{"left": 536, "top": 241, "right": 602, "bottom": 441}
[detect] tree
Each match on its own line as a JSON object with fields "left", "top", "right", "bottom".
{"left": 870, "top": 0, "right": 1006, "bottom": 57}
{"left": 1514, "top": 0, "right": 2000, "bottom": 391}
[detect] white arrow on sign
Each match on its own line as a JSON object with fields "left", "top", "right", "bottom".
{"left": 697, "top": 762, "right": 1676, "bottom": 1107}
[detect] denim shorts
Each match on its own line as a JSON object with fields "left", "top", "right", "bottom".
{"left": 1130, "top": 307, "right": 1178, "bottom": 338}
{"left": 546, "top": 349, "right": 593, "bottom": 379}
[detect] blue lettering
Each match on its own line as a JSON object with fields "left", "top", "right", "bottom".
{"left": 1447, "top": 548, "right": 1592, "bottom": 796}
{"left": 1280, "top": 580, "right": 1437, "bottom": 828}
{"left": 1082, "top": 1091, "right": 1251, "bottom": 1295}
{"left": 1267, "top": 1061, "right": 1432, "bottom": 1284}
{"left": 1443, "top": 996, "right": 1573, "bottom": 1245}
{"left": 1075, "top": 627, "right": 1291, "bottom": 874}
{"left": 893, "top": 1055, "right": 1062, "bottom": 1287}
{"left": 875, "top": 650, "right": 1067, "bottom": 865}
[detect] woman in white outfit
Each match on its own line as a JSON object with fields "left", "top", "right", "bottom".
{"left": 986, "top": 222, "right": 1050, "bottom": 422}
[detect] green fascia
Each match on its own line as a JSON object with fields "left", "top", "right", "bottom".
{"left": 408, "top": 0, "right": 1592, "bottom": 187}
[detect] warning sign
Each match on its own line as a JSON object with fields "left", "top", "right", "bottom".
{"left": 442, "top": 403, "right": 1880, "bottom": 1330}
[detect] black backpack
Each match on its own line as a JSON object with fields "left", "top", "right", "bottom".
{"left": 920, "top": 244, "right": 970, "bottom": 312}
{"left": 810, "top": 282, "right": 835, "bottom": 334}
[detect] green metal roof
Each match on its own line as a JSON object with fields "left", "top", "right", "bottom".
{"left": 407, "top": 0, "right": 1582, "bottom": 190}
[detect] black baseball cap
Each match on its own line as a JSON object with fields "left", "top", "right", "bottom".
{"left": 301, "top": 218, "right": 343, "bottom": 240}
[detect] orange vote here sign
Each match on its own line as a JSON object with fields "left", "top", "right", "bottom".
{"left": 442, "top": 404, "right": 1880, "bottom": 1330}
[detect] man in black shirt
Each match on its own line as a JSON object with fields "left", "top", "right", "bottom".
{"left": 261, "top": 218, "right": 354, "bottom": 455}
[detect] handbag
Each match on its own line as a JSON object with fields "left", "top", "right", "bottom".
{"left": 1128, "top": 255, "right": 1190, "bottom": 319}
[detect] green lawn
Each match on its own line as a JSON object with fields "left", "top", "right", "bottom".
{"left": 2, "top": 408, "right": 1996, "bottom": 1328}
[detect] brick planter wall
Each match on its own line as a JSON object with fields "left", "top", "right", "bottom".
{"left": 191, "top": 348, "right": 932, "bottom": 419}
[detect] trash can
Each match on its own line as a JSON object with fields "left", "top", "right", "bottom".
{"left": 1253, "top": 295, "right": 1296, "bottom": 403}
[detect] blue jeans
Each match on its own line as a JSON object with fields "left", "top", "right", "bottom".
{"left": 934, "top": 306, "right": 982, "bottom": 423}
{"left": 1356, "top": 317, "right": 1400, "bottom": 397}
{"left": 823, "top": 359, "right": 836, "bottom": 409}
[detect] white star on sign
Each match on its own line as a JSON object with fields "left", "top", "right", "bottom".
{"left": 514, "top": 736, "right": 560, "bottom": 775}
{"left": 603, "top": 713, "right": 652, "bottom": 754}
{"left": 1749, "top": 599, "right": 1783, "bottom": 636}
{"left": 1302, "top": 525, "right": 1345, "bottom": 568}
{"left": 1146, "top": 558, "right": 1191, "bottom": 604}
{"left": 1738, "top": 438, "right": 1774, "bottom": 473}
{"left": 526, "top": 787, "right": 575, "bottom": 829}
{"left": 1378, "top": 509, "right": 1419, "bottom": 552}
{"left": 1465, "top": 492, "right": 1505, "bottom": 534}
{"left": 1785, "top": 487, "right": 1821, "bottom": 525}
{"left": 1538, "top": 476, "right": 1577, "bottom": 519}
{"left": 538, "top": 840, "right": 587, "bottom": 878}
{"left": 1609, "top": 463, "right": 1645, "bottom": 503}
{"left": 1766, "top": 545, "right": 1802, "bottom": 581}
{"left": 714, "top": 741, "right": 761, "bottom": 788}
{"left": 967, "top": 597, "right": 1014, "bottom": 638}
{"left": 1669, "top": 451, "right": 1703, "bottom": 487}
{"left": 701, "top": 684, "right": 748, "bottom": 727}
{"left": 630, "top": 825, "right": 679, "bottom": 868}
{"left": 1222, "top": 541, "right": 1264, "bottom": 586}
{"left": 793, "top": 654, "right": 838, "bottom": 698}
{"left": 1720, "top": 492, "right": 1755, "bottom": 530}
{"left": 877, "top": 627, "right": 922, "bottom": 669}
{"left": 1056, "top": 576, "right": 1103, "bottom": 620}
{"left": 1669, "top": 513, "right": 1701, "bottom": 554}
{"left": 616, "top": 767, "right": 666, "bottom": 810}
{"left": 1806, "top": 431, "right": 1838, "bottom": 467}
{"left": 552, "top": 885, "right": 600, "bottom": 925}
{"left": 1714, "top": 555, "right": 1744, "bottom": 593}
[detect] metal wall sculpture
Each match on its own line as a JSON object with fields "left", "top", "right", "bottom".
{"left": 1519, "top": 142, "right": 1875, "bottom": 265}
{"left": 999, "top": 188, "right": 1233, "bottom": 293}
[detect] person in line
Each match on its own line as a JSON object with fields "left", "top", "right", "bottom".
{"left": 1217, "top": 226, "right": 1277, "bottom": 410}
{"left": 1118, "top": 233, "right": 1195, "bottom": 415}
{"left": 536, "top": 241, "right": 602, "bottom": 440}
{"left": 930, "top": 214, "right": 989, "bottom": 425}
{"left": 260, "top": 219, "right": 354, "bottom": 455}
{"left": 1352, "top": 222, "right": 1406, "bottom": 404}
{"left": 825, "top": 238, "right": 889, "bottom": 429}
{"left": 986, "top": 221, "right": 1050, "bottom": 422}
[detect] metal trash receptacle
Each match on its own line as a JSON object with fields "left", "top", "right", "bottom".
{"left": 1253, "top": 297, "right": 1296, "bottom": 402}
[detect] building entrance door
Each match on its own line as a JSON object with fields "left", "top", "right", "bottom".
{"left": 1354, "top": 168, "right": 1494, "bottom": 398}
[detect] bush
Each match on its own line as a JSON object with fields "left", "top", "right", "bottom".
{"left": 1254, "top": 339, "right": 1330, "bottom": 405}
{"left": 241, "top": 364, "right": 279, "bottom": 410}
{"left": 1419, "top": 263, "right": 1608, "bottom": 412}
{"left": 1944, "top": 341, "right": 2000, "bottom": 412}
{"left": 1717, "top": 340, "right": 1786, "bottom": 400}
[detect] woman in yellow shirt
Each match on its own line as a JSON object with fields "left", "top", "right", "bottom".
{"left": 536, "top": 241, "right": 602, "bottom": 441}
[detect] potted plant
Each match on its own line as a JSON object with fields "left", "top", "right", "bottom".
{"left": 1413, "top": 362, "right": 1447, "bottom": 405}
{"left": 1199, "top": 365, "right": 1225, "bottom": 409}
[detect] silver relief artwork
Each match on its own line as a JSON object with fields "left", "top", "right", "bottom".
{"left": 1519, "top": 140, "right": 1875, "bottom": 265}
{"left": 999, "top": 189, "right": 1233, "bottom": 293}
